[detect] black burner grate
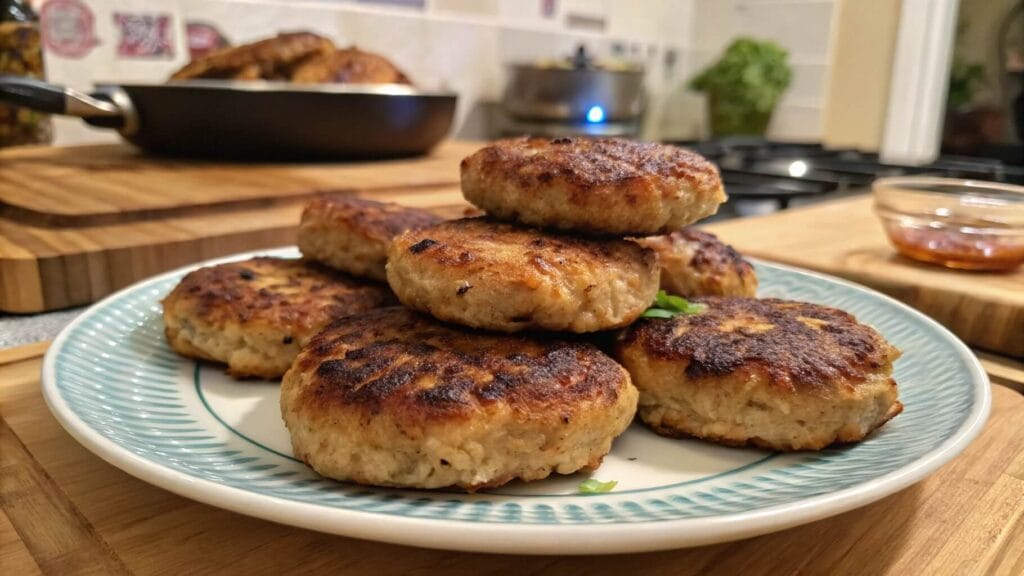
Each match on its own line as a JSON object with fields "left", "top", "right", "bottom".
{"left": 666, "top": 138, "right": 1024, "bottom": 219}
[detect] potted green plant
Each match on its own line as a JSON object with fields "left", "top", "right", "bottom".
{"left": 941, "top": 20, "right": 1002, "bottom": 155}
{"left": 689, "top": 38, "right": 792, "bottom": 137}
{"left": 946, "top": 56, "right": 987, "bottom": 111}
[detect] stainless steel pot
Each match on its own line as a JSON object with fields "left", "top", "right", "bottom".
{"left": 502, "top": 48, "right": 645, "bottom": 123}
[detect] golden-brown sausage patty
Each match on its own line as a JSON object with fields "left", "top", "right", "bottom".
{"left": 615, "top": 297, "right": 902, "bottom": 451}
{"left": 386, "top": 218, "right": 660, "bottom": 333}
{"left": 298, "top": 196, "right": 443, "bottom": 281}
{"left": 170, "top": 32, "right": 334, "bottom": 81}
{"left": 280, "top": 307, "right": 638, "bottom": 490}
{"left": 290, "top": 47, "right": 412, "bottom": 84}
{"left": 635, "top": 229, "right": 758, "bottom": 297}
{"left": 162, "top": 257, "right": 395, "bottom": 379}
{"left": 460, "top": 137, "right": 726, "bottom": 235}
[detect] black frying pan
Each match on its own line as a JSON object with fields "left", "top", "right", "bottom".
{"left": 0, "top": 76, "right": 457, "bottom": 159}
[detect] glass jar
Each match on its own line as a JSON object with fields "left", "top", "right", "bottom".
{"left": 0, "top": 0, "right": 52, "bottom": 147}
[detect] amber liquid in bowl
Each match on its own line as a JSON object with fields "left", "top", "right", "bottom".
{"left": 883, "top": 221, "right": 1024, "bottom": 271}
{"left": 874, "top": 177, "right": 1024, "bottom": 272}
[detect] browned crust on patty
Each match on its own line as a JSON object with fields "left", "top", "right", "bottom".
{"left": 460, "top": 137, "right": 725, "bottom": 234}
{"left": 386, "top": 217, "right": 660, "bottom": 332}
{"left": 617, "top": 297, "right": 902, "bottom": 394}
{"left": 300, "top": 196, "right": 443, "bottom": 244}
{"left": 162, "top": 258, "right": 396, "bottom": 378}
{"left": 164, "top": 257, "right": 394, "bottom": 330}
{"left": 392, "top": 217, "right": 657, "bottom": 277}
{"left": 684, "top": 229, "right": 750, "bottom": 273}
{"left": 170, "top": 32, "right": 335, "bottom": 80}
{"left": 635, "top": 228, "right": 758, "bottom": 297}
{"left": 299, "top": 196, "right": 445, "bottom": 281}
{"left": 292, "top": 307, "right": 629, "bottom": 423}
{"left": 645, "top": 397, "right": 904, "bottom": 451}
{"left": 464, "top": 137, "right": 720, "bottom": 191}
{"left": 290, "top": 47, "right": 412, "bottom": 84}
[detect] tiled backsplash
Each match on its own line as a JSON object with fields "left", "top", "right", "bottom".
{"left": 38, "top": 0, "right": 839, "bottom": 145}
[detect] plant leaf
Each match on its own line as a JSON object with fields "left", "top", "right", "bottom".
{"left": 686, "top": 36, "right": 791, "bottom": 112}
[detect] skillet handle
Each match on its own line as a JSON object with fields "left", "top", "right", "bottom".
{"left": 0, "top": 75, "right": 121, "bottom": 120}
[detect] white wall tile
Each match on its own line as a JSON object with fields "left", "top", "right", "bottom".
{"left": 431, "top": 0, "right": 499, "bottom": 19}
{"left": 659, "top": 0, "right": 695, "bottom": 48}
{"left": 498, "top": 27, "right": 571, "bottom": 64}
{"left": 334, "top": 9, "right": 429, "bottom": 82}
{"left": 644, "top": 47, "right": 704, "bottom": 140}
{"left": 425, "top": 19, "right": 501, "bottom": 135}
{"left": 496, "top": 0, "right": 560, "bottom": 30}
{"left": 497, "top": 26, "right": 618, "bottom": 67}
{"left": 607, "top": 0, "right": 664, "bottom": 41}
{"left": 780, "top": 63, "right": 828, "bottom": 108}
{"left": 767, "top": 104, "right": 824, "bottom": 140}
{"left": 733, "top": 0, "right": 836, "bottom": 62}
{"left": 561, "top": 0, "right": 610, "bottom": 30}
{"left": 691, "top": 0, "right": 739, "bottom": 54}
{"left": 179, "top": 0, "right": 341, "bottom": 44}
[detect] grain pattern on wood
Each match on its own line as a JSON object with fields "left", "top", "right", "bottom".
{"left": 0, "top": 341, "right": 50, "bottom": 366}
{"left": 0, "top": 187, "right": 468, "bottom": 313}
{"left": 1, "top": 350, "right": 1022, "bottom": 576}
{"left": 0, "top": 419, "right": 131, "bottom": 575}
{"left": 0, "top": 141, "right": 476, "bottom": 313}
{"left": 0, "top": 508, "right": 43, "bottom": 576}
{"left": 0, "top": 141, "right": 479, "bottom": 225}
{"left": 977, "top": 352, "right": 1024, "bottom": 393}
{"left": 705, "top": 196, "right": 1024, "bottom": 357}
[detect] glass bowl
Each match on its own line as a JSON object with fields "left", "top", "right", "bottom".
{"left": 872, "top": 177, "right": 1024, "bottom": 271}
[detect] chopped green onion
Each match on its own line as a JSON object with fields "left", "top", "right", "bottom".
{"left": 641, "top": 290, "right": 706, "bottom": 319}
{"left": 640, "top": 308, "right": 678, "bottom": 319}
{"left": 578, "top": 478, "right": 618, "bottom": 494}
{"left": 655, "top": 291, "right": 687, "bottom": 310}
{"left": 676, "top": 301, "right": 706, "bottom": 315}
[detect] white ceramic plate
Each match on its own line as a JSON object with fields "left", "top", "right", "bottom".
{"left": 41, "top": 248, "right": 990, "bottom": 555}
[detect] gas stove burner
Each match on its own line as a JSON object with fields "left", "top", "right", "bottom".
{"left": 671, "top": 138, "right": 1024, "bottom": 184}
{"left": 664, "top": 137, "right": 1024, "bottom": 221}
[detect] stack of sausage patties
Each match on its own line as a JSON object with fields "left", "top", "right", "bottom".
{"left": 389, "top": 137, "right": 730, "bottom": 331}
{"left": 164, "top": 136, "right": 903, "bottom": 492}
{"left": 279, "top": 137, "right": 732, "bottom": 491}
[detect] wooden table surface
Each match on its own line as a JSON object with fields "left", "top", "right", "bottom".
{"left": 1, "top": 343, "right": 1022, "bottom": 575}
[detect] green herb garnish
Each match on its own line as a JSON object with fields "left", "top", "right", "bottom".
{"left": 578, "top": 478, "right": 618, "bottom": 494}
{"left": 641, "top": 290, "right": 706, "bottom": 318}
{"left": 640, "top": 308, "right": 678, "bottom": 319}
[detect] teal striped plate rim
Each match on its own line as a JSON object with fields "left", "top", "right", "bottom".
{"left": 41, "top": 248, "right": 990, "bottom": 555}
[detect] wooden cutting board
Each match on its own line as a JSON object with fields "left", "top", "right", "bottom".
{"left": 0, "top": 143, "right": 473, "bottom": 313}
{"left": 0, "top": 142, "right": 476, "bottom": 226}
{"left": 707, "top": 195, "right": 1024, "bottom": 358}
